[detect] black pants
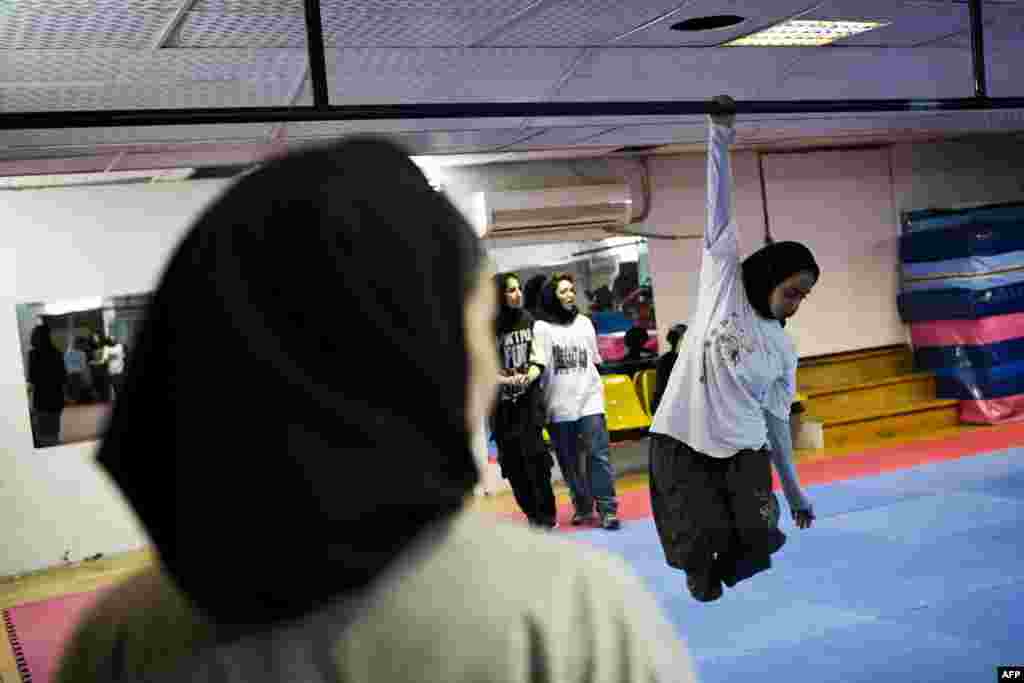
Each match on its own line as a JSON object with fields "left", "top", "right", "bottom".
{"left": 498, "top": 436, "right": 557, "bottom": 526}
{"left": 649, "top": 434, "right": 786, "bottom": 587}
{"left": 494, "top": 399, "right": 556, "bottom": 526}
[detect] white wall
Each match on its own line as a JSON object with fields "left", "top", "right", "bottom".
{"left": 760, "top": 146, "right": 903, "bottom": 357}
{"left": 641, "top": 149, "right": 769, "bottom": 353}
{"left": 890, "top": 135, "right": 1024, "bottom": 218}
{"left": 0, "top": 179, "right": 231, "bottom": 577}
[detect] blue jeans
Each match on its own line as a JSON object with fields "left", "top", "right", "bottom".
{"left": 548, "top": 414, "right": 618, "bottom": 516}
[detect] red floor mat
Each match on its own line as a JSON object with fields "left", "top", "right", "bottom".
{"left": 498, "top": 423, "right": 1024, "bottom": 532}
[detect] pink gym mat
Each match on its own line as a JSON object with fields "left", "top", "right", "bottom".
{"left": 3, "top": 587, "right": 110, "bottom": 683}
{"left": 910, "top": 313, "right": 1024, "bottom": 347}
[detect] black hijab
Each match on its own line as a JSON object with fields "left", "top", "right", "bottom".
{"left": 522, "top": 274, "right": 547, "bottom": 316}
{"left": 741, "top": 240, "right": 820, "bottom": 327}
{"left": 495, "top": 272, "right": 528, "bottom": 335}
{"left": 97, "top": 137, "right": 485, "bottom": 628}
{"left": 539, "top": 276, "right": 579, "bottom": 325}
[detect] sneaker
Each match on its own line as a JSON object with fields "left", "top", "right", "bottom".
{"left": 571, "top": 510, "right": 595, "bottom": 526}
{"left": 686, "top": 571, "right": 723, "bottom": 603}
{"left": 600, "top": 513, "right": 621, "bottom": 531}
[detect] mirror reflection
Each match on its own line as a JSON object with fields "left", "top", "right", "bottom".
{"left": 17, "top": 293, "right": 148, "bottom": 448}
{"left": 488, "top": 237, "right": 660, "bottom": 373}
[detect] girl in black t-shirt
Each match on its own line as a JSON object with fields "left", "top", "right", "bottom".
{"left": 492, "top": 273, "right": 557, "bottom": 530}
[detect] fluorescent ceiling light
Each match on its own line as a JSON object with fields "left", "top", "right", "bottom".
{"left": 725, "top": 19, "right": 889, "bottom": 47}
{"left": 410, "top": 157, "right": 445, "bottom": 190}
{"left": 0, "top": 168, "right": 195, "bottom": 190}
{"left": 43, "top": 297, "right": 105, "bottom": 316}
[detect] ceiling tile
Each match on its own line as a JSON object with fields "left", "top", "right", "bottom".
{"left": 0, "top": 49, "right": 307, "bottom": 87}
{"left": 928, "top": 3, "right": 1024, "bottom": 47}
{"left": 772, "top": 46, "right": 985, "bottom": 99}
{"left": 552, "top": 48, "right": 803, "bottom": 101}
{"left": 322, "top": 0, "right": 541, "bottom": 47}
{"left": 191, "top": 0, "right": 302, "bottom": 11}
{"left": 325, "top": 47, "right": 584, "bottom": 103}
{"left": 0, "top": 81, "right": 296, "bottom": 112}
{"left": 173, "top": 13, "right": 308, "bottom": 48}
{"left": 0, "top": 0, "right": 176, "bottom": 49}
{"left": 985, "top": 43, "right": 1024, "bottom": 97}
{"left": 478, "top": 0, "right": 686, "bottom": 46}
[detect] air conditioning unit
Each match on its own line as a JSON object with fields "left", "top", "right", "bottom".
{"left": 471, "top": 184, "right": 633, "bottom": 242}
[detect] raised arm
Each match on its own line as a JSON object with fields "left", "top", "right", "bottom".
{"left": 705, "top": 96, "right": 739, "bottom": 258}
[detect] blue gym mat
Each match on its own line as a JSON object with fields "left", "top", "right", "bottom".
{"left": 571, "top": 448, "right": 1024, "bottom": 682}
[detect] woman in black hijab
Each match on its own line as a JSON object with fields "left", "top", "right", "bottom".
{"left": 522, "top": 273, "right": 548, "bottom": 318}
{"left": 534, "top": 273, "right": 621, "bottom": 530}
{"left": 28, "top": 323, "right": 67, "bottom": 447}
{"left": 492, "top": 272, "right": 557, "bottom": 529}
{"left": 649, "top": 97, "right": 818, "bottom": 603}
{"left": 57, "top": 138, "right": 695, "bottom": 683}
{"left": 651, "top": 323, "right": 687, "bottom": 415}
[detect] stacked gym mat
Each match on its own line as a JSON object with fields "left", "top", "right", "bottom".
{"left": 899, "top": 202, "right": 1024, "bottom": 424}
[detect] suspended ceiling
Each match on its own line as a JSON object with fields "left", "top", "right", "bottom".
{"left": 0, "top": 0, "right": 1023, "bottom": 174}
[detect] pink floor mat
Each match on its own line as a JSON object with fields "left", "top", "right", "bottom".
{"left": 3, "top": 588, "right": 109, "bottom": 683}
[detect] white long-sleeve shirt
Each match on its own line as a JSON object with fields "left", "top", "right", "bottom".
{"left": 650, "top": 122, "right": 798, "bottom": 460}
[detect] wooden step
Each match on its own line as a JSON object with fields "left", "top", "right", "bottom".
{"left": 802, "top": 372, "right": 939, "bottom": 423}
{"left": 797, "top": 344, "right": 915, "bottom": 395}
{"left": 793, "top": 423, "right": 989, "bottom": 464}
{"left": 818, "top": 399, "right": 961, "bottom": 450}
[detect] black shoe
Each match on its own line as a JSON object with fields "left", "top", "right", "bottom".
{"left": 687, "top": 571, "right": 723, "bottom": 602}
{"left": 722, "top": 553, "right": 772, "bottom": 587}
{"left": 571, "top": 510, "right": 595, "bottom": 526}
{"left": 600, "top": 513, "right": 621, "bottom": 530}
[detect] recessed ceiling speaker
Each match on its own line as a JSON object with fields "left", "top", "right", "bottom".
{"left": 671, "top": 15, "right": 746, "bottom": 32}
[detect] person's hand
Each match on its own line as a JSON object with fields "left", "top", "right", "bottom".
{"left": 793, "top": 507, "right": 815, "bottom": 529}
{"left": 709, "top": 95, "right": 736, "bottom": 128}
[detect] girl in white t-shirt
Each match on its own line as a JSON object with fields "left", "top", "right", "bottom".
{"left": 534, "top": 273, "right": 621, "bottom": 530}
{"left": 649, "top": 97, "right": 818, "bottom": 602}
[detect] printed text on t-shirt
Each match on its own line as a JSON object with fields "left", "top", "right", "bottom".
{"left": 552, "top": 344, "right": 589, "bottom": 375}
{"left": 500, "top": 328, "right": 532, "bottom": 371}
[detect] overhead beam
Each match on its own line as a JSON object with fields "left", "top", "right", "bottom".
{"left": 303, "top": 0, "right": 330, "bottom": 109}
{"left": 2, "top": 98, "right": 1024, "bottom": 130}
{"left": 968, "top": 0, "right": 988, "bottom": 98}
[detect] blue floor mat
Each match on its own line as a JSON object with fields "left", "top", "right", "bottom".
{"left": 570, "top": 447, "right": 1024, "bottom": 683}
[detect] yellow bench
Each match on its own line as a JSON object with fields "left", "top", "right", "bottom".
{"left": 541, "top": 374, "right": 652, "bottom": 441}
{"left": 633, "top": 369, "right": 657, "bottom": 417}
{"left": 603, "top": 374, "right": 652, "bottom": 431}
